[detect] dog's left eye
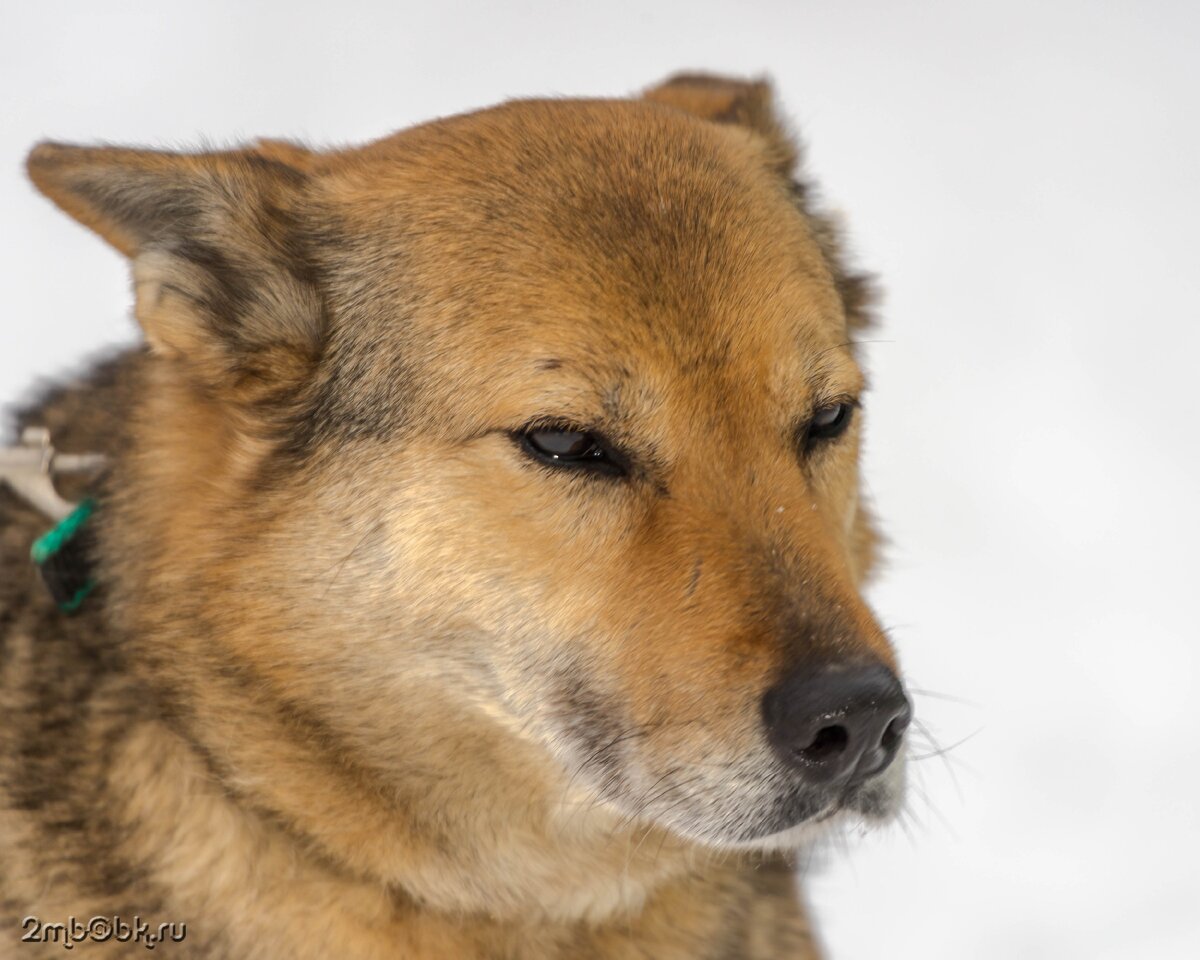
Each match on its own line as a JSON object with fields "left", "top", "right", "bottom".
{"left": 517, "top": 426, "right": 626, "bottom": 476}
{"left": 804, "top": 401, "right": 856, "bottom": 446}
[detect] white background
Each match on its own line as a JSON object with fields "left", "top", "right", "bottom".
{"left": 3, "top": 2, "right": 1198, "bottom": 957}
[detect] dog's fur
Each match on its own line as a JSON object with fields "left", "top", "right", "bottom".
{"left": 1, "top": 75, "right": 903, "bottom": 958}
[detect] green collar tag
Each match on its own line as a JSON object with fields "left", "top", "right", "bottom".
{"left": 30, "top": 497, "right": 97, "bottom": 613}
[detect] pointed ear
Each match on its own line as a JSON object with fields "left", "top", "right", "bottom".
{"left": 26, "top": 142, "right": 322, "bottom": 378}
{"left": 642, "top": 73, "right": 798, "bottom": 175}
{"left": 644, "top": 74, "right": 874, "bottom": 333}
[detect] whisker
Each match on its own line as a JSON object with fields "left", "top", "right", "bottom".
{"left": 907, "top": 725, "right": 982, "bottom": 762}
{"left": 812, "top": 338, "right": 896, "bottom": 362}
{"left": 909, "top": 717, "right": 976, "bottom": 804}
{"left": 908, "top": 687, "right": 982, "bottom": 708}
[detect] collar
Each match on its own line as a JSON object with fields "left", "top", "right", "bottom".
{"left": 31, "top": 497, "right": 97, "bottom": 612}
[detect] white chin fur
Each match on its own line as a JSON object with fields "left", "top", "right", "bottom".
{"left": 663, "top": 753, "right": 908, "bottom": 853}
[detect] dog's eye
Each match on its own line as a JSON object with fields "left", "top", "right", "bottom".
{"left": 518, "top": 426, "right": 626, "bottom": 476}
{"left": 527, "top": 429, "right": 597, "bottom": 460}
{"left": 805, "top": 401, "right": 856, "bottom": 446}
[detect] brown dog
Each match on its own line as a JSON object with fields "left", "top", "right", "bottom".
{"left": 1, "top": 74, "right": 907, "bottom": 958}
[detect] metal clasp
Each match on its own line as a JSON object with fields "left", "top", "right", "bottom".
{"left": 0, "top": 427, "right": 106, "bottom": 520}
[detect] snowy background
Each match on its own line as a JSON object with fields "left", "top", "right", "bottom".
{"left": 4, "top": 1, "right": 1198, "bottom": 957}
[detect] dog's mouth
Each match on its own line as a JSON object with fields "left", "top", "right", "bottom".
{"left": 562, "top": 741, "right": 908, "bottom": 851}
{"left": 723, "top": 763, "right": 906, "bottom": 847}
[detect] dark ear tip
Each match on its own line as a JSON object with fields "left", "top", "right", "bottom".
{"left": 647, "top": 72, "right": 777, "bottom": 114}
{"left": 655, "top": 72, "right": 773, "bottom": 95}
{"left": 641, "top": 72, "right": 783, "bottom": 134}
{"left": 26, "top": 141, "right": 78, "bottom": 188}
{"left": 27, "top": 140, "right": 71, "bottom": 165}
{"left": 641, "top": 72, "right": 795, "bottom": 174}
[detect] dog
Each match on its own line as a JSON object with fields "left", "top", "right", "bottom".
{"left": 1, "top": 74, "right": 909, "bottom": 958}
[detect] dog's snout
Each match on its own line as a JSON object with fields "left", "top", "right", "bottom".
{"left": 761, "top": 663, "right": 910, "bottom": 786}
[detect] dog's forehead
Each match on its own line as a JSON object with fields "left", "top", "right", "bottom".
{"left": 315, "top": 99, "right": 852, "bottom": 421}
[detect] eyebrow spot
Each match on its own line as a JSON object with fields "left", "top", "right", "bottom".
{"left": 602, "top": 382, "right": 625, "bottom": 420}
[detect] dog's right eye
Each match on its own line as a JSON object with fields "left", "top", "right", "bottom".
{"left": 516, "top": 426, "right": 627, "bottom": 476}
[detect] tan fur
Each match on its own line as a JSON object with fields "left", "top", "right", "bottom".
{"left": 2, "top": 74, "right": 902, "bottom": 958}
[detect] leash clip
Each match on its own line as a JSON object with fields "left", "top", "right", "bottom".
{"left": 1, "top": 428, "right": 105, "bottom": 614}
{"left": 0, "top": 427, "right": 105, "bottom": 520}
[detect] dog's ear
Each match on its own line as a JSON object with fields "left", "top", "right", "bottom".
{"left": 644, "top": 74, "right": 874, "bottom": 333}
{"left": 26, "top": 142, "right": 322, "bottom": 381}
{"left": 642, "top": 73, "right": 798, "bottom": 176}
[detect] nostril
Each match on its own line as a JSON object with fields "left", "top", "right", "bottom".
{"left": 797, "top": 724, "right": 849, "bottom": 763}
{"left": 880, "top": 712, "right": 910, "bottom": 753}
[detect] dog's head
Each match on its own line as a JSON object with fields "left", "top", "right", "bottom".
{"left": 27, "top": 75, "right": 907, "bottom": 858}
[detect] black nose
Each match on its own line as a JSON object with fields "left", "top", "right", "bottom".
{"left": 762, "top": 663, "right": 911, "bottom": 786}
